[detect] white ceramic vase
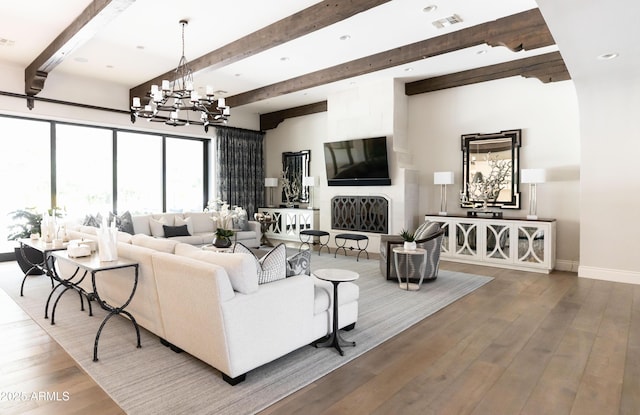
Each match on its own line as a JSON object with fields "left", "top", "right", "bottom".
{"left": 403, "top": 241, "right": 417, "bottom": 251}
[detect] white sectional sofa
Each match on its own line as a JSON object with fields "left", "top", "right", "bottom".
{"left": 64, "top": 226, "right": 359, "bottom": 385}
{"left": 130, "top": 211, "right": 261, "bottom": 248}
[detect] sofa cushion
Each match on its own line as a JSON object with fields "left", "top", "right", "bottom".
{"left": 131, "top": 233, "right": 179, "bottom": 253}
{"left": 132, "top": 214, "right": 152, "bottom": 236}
{"left": 234, "top": 243, "right": 287, "bottom": 284}
{"left": 175, "top": 243, "right": 258, "bottom": 294}
{"left": 109, "top": 210, "right": 135, "bottom": 234}
{"left": 163, "top": 224, "right": 190, "bottom": 238}
{"left": 183, "top": 212, "right": 215, "bottom": 234}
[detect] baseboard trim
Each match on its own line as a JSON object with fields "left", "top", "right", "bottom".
{"left": 555, "top": 259, "right": 579, "bottom": 273}
{"left": 578, "top": 265, "right": 640, "bottom": 284}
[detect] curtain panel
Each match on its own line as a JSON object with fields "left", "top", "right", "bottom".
{"left": 214, "top": 127, "right": 265, "bottom": 215}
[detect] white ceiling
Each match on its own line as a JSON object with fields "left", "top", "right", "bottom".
{"left": 0, "top": 0, "right": 633, "bottom": 116}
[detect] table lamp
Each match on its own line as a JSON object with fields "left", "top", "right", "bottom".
{"left": 264, "top": 178, "right": 278, "bottom": 207}
{"left": 521, "top": 168, "right": 546, "bottom": 219}
{"left": 434, "top": 171, "right": 454, "bottom": 216}
{"left": 302, "top": 176, "right": 316, "bottom": 209}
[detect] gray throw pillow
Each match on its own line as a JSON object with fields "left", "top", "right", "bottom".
{"left": 286, "top": 250, "right": 311, "bottom": 277}
{"left": 233, "top": 242, "right": 287, "bottom": 284}
{"left": 109, "top": 211, "right": 135, "bottom": 234}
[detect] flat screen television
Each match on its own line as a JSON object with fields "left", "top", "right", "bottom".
{"left": 324, "top": 136, "right": 391, "bottom": 186}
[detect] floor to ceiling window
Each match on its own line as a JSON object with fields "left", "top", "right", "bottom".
{"left": 117, "top": 131, "right": 163, "bottom": 214}
{"left": 55, "top": 124, "right": 113, "bottom": 219}
{"left": 165, "top": 137, "right": 205, "bottom": 213}
{"left": 0, "top": 114, "right": 209, "bottom": 258}
{"left": 0, "top": 117, "right": 51, "bottom": 252}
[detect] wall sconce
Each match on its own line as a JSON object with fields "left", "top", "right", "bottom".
{"left": 302, "top": 176, "right": 316, "bottom": 209}
{"left": 264, "top": 177, "right": 279, "bottom": 207}
{"left": 521, "top": 169, "right": 546, "bottom": 220}
{"left": 434, "top": 171, "right": 454, "bottom": 216}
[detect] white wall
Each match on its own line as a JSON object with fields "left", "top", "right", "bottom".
{"left": 408, "top": 77, "right": 581, "bottom": 270}
{"left": 265, "top": 76, "right": 581, "bottom": 269}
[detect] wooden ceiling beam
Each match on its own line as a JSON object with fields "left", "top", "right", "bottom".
{"left": 260, "top": 101, "right": 327, "bottom": 130}
{"left": 405, "top": 52, "right": 570, "bottom": 94}
{"left": 24, "top": 0, "right": 135, "bottom": 104}
{"left": 129, "top": 0, "right": 392, "bottom": 105}
{"left": 227, "top": 8, "right": 556, "bottom": 108}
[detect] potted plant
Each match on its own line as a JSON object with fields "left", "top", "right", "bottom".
{"left": 7, "top": 208, "right": 45, "bottom": 275}
{"left": 213, "top": 228, "right": 235, "bottom": 248}
{"left": 400, "top": 228, "right": 417, "bottom": 251}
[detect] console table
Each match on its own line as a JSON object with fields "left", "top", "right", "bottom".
{"left": 259, "top": 208, "right": 319, "bottom": 242}
{"left": 51, "top": 251, "right": 141, "bottom": 361}
{"left": 424, "top": 214, "right": 556, "bottom": 273}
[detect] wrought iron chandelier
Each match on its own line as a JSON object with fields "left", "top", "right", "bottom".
{"left": 130, "top": 19, "right": 230, "bottom": 132}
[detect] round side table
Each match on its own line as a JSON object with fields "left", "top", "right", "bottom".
{"left": 313, "top": 268, "right": 359, "bottom": 356}
{"left": 392, "top": 247, "right": 427, "bottom": 291}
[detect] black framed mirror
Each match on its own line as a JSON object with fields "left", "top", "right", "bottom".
{"left": 461, "top": 129, "right": 521, "bottom": 209}
{"left": 282, "top": 150, "right": 311, "bottom": 204}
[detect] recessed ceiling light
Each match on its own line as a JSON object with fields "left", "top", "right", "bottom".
{"left": 136, "top": 45, "right": 145, "bottom": 50}
{"left": 74, "top": 57, "right": 88, "bottom": 63}
{"left": 476, "top": 49, "right": 487, "bottom": 55}
{"left": 0, "top": 38, "right": 15, "bottom": 47}
{"left": 423, "top": 5, "right": 437, "bottom": 13}
{"left": 106, "top": 64, "right": 114, "bottom": 69}
{"left": 404, "top": 67, "right": 413, "bottom": 72}
{"left": 214, "top": 90, "right": 227, "bottom": 95}
{"left": 280, "top": 56, "right": 289, "bottom": 62}
{"left": 234, "top": 73, "right": 241, "bottom": 77}
{"left": 339, "top": 35, "right": 351, "bottom": 41}
{"left": 597, "top": 52, "right": 619, "bottom": 60}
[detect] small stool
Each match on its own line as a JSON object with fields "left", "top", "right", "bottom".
{"left": 334, "top": 233, "right": 369, "bottom": 261}
{"left": 299, "top": 230, "right": 331, "bottom": 255}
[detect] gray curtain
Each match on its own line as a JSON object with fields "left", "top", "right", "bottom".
{"left": 214, "top": 126, "right": 265, "bottom": 215}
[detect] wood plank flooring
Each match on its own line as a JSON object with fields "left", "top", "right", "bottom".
{"left": 1, "top": 259, "right": 639, "bottom": 414}
{"left": 260, "top": 262, "right": 640, "bottom": 415}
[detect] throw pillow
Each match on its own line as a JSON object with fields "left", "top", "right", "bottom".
{"left": 415, "top": 221, "right": 441, "bottom": 241}
{"left": 83, "top": 213, "right": 103, "bottom": 227}
{"left": 163, "top": 224, "right": 190, "bottom": 237}
{"left": 234, "top": 242, "right": 287, "bottom": 284}
{"left": 108, "top": 211, "right": 135, "bottom": 234}
{"left": 174, "top": 216, "right": 194, "bottom": 235}
{"left": 286, "top": 250, "right": 311, "bottom": 277}
{"left": 149, "top": 217, "right": 168, "bottom": 237}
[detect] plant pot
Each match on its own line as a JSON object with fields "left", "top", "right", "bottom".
{"left": 14, "top": 246, "right": 45, "bottom": 275}
{"left": 213, "top": 236, "right": 232, "bottom": 248}
{"left": 403, "top": 241, "right": 417, "bottom": 251}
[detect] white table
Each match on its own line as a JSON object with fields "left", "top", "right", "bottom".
{"left": 313, "top": 268, "right": 359, "bottom": 356}
{"left": 392, "top": 247, "right": 427, "bottom": 291}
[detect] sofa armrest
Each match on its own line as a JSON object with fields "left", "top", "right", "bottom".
{"left": 221, "top": 275, "right": 315, "bottom": 376}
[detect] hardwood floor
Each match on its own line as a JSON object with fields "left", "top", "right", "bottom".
{"left": 260, "top": 262, "right": 640, "bottom": 415}
{"left": 0, "top": 287, "right": 124, "bottom": 415}
{"left": 1, "top": 259, "right": 638, "bottom": 414}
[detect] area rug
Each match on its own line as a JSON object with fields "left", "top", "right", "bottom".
{"left": 0, "top": 253, "right": 492, "bottom": 415}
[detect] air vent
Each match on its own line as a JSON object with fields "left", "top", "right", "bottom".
{"left": 432, "top": 14, "right": 463, "bottom": 29}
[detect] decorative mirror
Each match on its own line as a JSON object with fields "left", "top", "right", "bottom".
{"left": 282, "top": 150, "right": 311, "bottom": 204}
{"left": 461, "top": 129, "right": 521, "bottom": 209}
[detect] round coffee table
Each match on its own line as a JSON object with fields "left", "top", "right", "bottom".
{"left": 313, "top": 268, "right": 359, "bottom": 356}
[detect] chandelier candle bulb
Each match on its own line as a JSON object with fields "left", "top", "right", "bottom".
{"left": 206, "top": 86, "right": 214, "bottom": 96}
{"left": 218, "top": 98, "right": 225, "bottom": 107}
{"left": 151, "top": 84, "right": 159, "bottom": 93}
{"left": 132, "top": 97, "right": 141, "bottom": 107}
{"left": 161, "top": 80, "right": 170, "bottom": 90}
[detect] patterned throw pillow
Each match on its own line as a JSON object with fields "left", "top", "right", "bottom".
{"left": 109, "top": 211, "right": 135, "bottom": 234}
{"left": 286, "top": 250, "right": 311, "bottom": 277}
{"left": 233, "top": 242, "right": 287, "bottom": 284}
{"left": 414, "top": 220, "right": 441, "bottom": 241}
{"left": 83, "top": 213, "right": 103, "bottom": 227}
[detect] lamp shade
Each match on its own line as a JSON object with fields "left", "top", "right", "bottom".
{"left": 302, "top": 176, "right": 315, "bottom": 187}
{"left": 521, "top": 169, "right": 546, "bottom": 184}
{"left": 434, "top": 171, "right": 454, "bottom": 185}
{"left": 264, "top": 177, "right": 278, "bottom": 187}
